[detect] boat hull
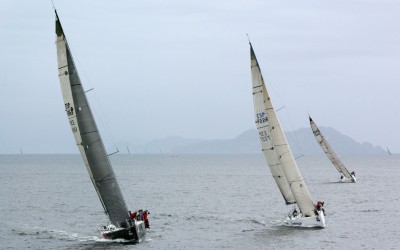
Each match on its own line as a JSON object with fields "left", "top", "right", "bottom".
{"left": 339, "top": 175, "right": 357, "bottom": 183}
{"left": 284, "top": 210, "right": 325, "bottom": 228}
{"left": 101, "top": 220, "right": 146, "bottom": 242}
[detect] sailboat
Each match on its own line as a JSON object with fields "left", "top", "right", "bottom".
{"left": 55, "top": 10, "right": 146, "bottom": 241}
{"left": 250, "top": 42, "right": 325, "bottom": 228}
{"left": 387, "top": 147, "right": 392, "bottom": 156}
{"left": 309, "top": 116, "right": 356, "bottom": 183}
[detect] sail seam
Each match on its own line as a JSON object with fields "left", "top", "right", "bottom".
{"left": 262, "top": 148, "right": 274, "bottom": 151}
{"left": 81, "top": 130, "right": 98, "bottom": 135}
{"left": 97, "top": 177, "right": 116, "bottom": 183}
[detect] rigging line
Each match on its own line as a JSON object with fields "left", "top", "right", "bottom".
{"left": 246, "top": 33, "right": 251, "bottom": 43}
{"left": 107, "top": 149, "right": 119, "bottom": 157}
{"left": 258, "top": 61, "right": 302, "bottom": 156}
{"left": 276, "top": 106, "right": 286, "bottom": 112}
{"left": 60, "top": 20, "right": 119, "bottom": 153}
{"left": 74, "top": 55, "right": 119, "bottom": 153}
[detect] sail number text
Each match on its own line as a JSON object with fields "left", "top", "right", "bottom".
{"left": 65, "top": 103, "right": 78, "bottom": 133}
{"left": 259, "top": 131, "right": 271, "bottom": 142}
{"left": 256, "top": 112, "right": 268, "bottom": 124}
{"left": 65, "top": 103, "right": 74, "bottom": 116}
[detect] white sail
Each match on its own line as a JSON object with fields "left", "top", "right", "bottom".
{"left": 309, "top": 116, "right": 352, "bottom": 179}
{"left": 250, "top": 43, "right": 316, "bottom": 217}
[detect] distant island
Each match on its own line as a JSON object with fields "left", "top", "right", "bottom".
{"left": 132, "top": 127, "right": 386, "bottom": 155}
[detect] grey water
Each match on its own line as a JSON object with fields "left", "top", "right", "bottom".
{"left": 1, "top": 154, "right": 399, "bottom": 249}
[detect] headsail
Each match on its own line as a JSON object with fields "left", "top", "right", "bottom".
{"left": 55, "top": 11, "right": 129, "bottom": 227}
{"left": 309, "top": 116, "right": 352, "bottom": 179}
{"left": 250, "top": 43, "right": 316, "bottom": 217}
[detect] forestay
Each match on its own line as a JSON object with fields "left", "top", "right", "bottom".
{"left": 55, "top": 11, "right": 130, "bottom": 227}
{"left": 309, "top": 116, "right": 352, "bottom": 179}
{"left": 250, "top": 43, "right": 316, "bottom": 217}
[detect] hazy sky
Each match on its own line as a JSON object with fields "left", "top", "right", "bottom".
{"left": 1, "top": 0, "right": 399, "bottom": 154}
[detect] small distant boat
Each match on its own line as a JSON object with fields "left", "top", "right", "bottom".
{"left": 55, "top": 10, "right": 146, "bottom": 241}
{"left": 250, "top": 42, "right": 325, "bottom": 228}
{"left": 309, "top": 116, "right": 356, "bottom": 183}
{"left": 387, "top": 147, "right": 392, "bottom": 156}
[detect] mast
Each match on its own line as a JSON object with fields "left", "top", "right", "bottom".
{"left": 55, "top": 10, "right": 130, "bottom": 227}
{"left": 250, "top": 43, "right": 316, "bottom": 217}
{"left": 309, "top": 116, "right": 352, "bottom": 179}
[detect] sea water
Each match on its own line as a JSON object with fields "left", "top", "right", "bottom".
{"left": 0, "top": 154, "right": 399, "bottom": 249}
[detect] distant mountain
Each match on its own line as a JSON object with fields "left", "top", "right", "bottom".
{"left": 173, "top": 129, "right": 260, "bottom": 154}
{"left": 137, "top": 127, "right": 385, "bottom": 155}
{"left": 285, "top": 127, "right": 385, "bottom": 155}
{"left": 140, "top": 136, "right": 204, "bottom": 154}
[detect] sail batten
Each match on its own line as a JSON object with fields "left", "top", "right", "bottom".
{"left": 250, "top": 43, "right": 316, "bottom": 216}
{"left": 309, "top": 116, "right": 352, "bottom": 179}
{"left": 55, "top": 12, "right": 130, "bottom": 227}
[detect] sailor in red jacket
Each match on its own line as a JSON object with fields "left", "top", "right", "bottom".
{"left": 316, "top": 201, "right": 325, "bottom": 215}
{"left": 143, "top": 210, "right": 150, "bottom": 229}
{"left": 129, "top": 210, "right": 137, "bottom": 221}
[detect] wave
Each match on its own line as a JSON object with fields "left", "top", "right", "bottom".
{"left": 359, "top": 209, "right": 381, "bottom": 213}
{"left": 250, "top": 219, "right": 267, "bottom": 226}
{"left": 12, "top": 225, "right": 99, "bottom": 242}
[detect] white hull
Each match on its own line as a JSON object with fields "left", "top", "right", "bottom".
{"left": 339, "top": 175, "right": 356, "bottom": 183}
{"left": 284, "top": 210, "right": 325, "bottom": 228}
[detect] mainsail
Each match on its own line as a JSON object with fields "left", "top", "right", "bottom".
{"left": 309, "top": 116, "right": 352, "bottom": 179}
{"left": 250, "top": 43, "right": 315, "bottom": 217}
{"left": 55, "top": 11, "right": 130, "bottom": 228}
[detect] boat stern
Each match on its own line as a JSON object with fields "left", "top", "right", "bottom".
{"left": 99, "top": 220, "right": 146, "bottom": 242}
{"left": 284, "top": 211, "right": 325, "bottom": 228}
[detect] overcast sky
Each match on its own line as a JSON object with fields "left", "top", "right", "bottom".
{"left": 1, "top": 0, "right": 399, "bottom": 154}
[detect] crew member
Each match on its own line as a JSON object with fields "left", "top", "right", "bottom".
{"left": 129, "top": 210, "right": 137, "bottom": 220}
{"left": 143, "top": 210, "right": 150, "bottom": 229}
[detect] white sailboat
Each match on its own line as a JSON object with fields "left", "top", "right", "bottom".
{"left": 55, "top": 10, "right": 146, "bottom": 241}
{"left": 250, "top": 42, "right": 325, "bottom": 228}
{"left": 387, "top": 147, "right": 392, "bottom": 156}
{"left": 309, "top": 116, "right": 356, "bottom": 183}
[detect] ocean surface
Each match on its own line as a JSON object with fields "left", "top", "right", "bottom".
{"left": 1, "top": 154, "right": 399, "bottom": 249}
